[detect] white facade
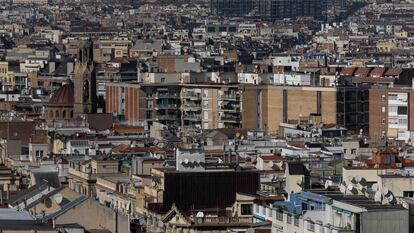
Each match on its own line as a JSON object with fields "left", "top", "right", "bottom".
{"left": 271, "top": 73, "right": 311, "bottom": 86}
{"left": 387, "top": 92, "right": 410, "bottom": 142}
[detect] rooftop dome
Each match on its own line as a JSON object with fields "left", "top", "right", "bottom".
{"left": 48, "top": 83, "right": 74, "bottom": 106}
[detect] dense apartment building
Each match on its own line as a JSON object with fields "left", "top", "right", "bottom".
{"left": 93, "top": 38, "right": 132, "bottom": 63}
{"left": 369, "top": 86, "right": 414, "bottom": 142}
{"left": 210, "top": 0, "right": 327, "bottom": 20}
{"left": 242, "top": 85, "right": 337, "bottom": 133}
{"left": 242, "top": 85, "right": 370, "bottom": 134}
{"left": 105, "top": 82, "right": 242, "bottom": 129}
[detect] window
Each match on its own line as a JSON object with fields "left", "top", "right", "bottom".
{"left": 398, "top": 119, "right": 408, "bottom": 127}
{"left": 399, "top": 131, "right": 407, "bottom": 139}
{"left": 276, "top": 210, "right": 283, "bottom": 221}
{"left": 287, "top": 214, "right": 292, "bottom": 224}
{"left": 398, "top": 106, "right": 408, "bottom": 115}
{"left": 161, "top": 77, "right": 166, "bottom": 83}
{"left": 389, "top": 118, "right": 398, "bottom": 126}
{"left": 307, "top": 222, "right": 315, "bottom": 232}
{"left": 388, "top": 94, "right": 398, "bottom": 100}
{"left": 240, "top": 204, "right": 252, "bottom": 215}
{"left": 294, "top": 215, "right": 300, "bottom": 226}
{"left": 389, "top": 106, "right": 398, "bottom": 115}
{"left": 403, "top": 191, "right": 414, "bottom": 197}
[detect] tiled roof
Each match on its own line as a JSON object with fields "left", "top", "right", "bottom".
{"left": 48, "top": 83, "right": 74, "bottom": 106}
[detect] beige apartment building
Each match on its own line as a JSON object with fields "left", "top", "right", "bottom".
{"left": 242, "top": 85, "right": 337, "bottom": 133}
{"left": 93, "top": 38, "right": 132, "bottom": 62}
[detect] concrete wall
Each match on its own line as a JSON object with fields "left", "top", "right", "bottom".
{"left": 55, "top": 198, "right": 130, "bottom": 233}
{"left": 378, "top": 176, "right": 414, "bottom": 197}
{"left": 361, "top": 209, "right": 409, "bottom": 233}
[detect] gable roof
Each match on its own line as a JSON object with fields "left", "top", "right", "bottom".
{"left": 42, "top": 196, "right": 88, "bottom": 222}
{"left": 8, "top": 180, "right": 49, "bottom": 206}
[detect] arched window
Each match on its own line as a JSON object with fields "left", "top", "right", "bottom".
{"left": 62, "top": 110, "right": 66, "bottom": 119}
{"left": 49, "top": 110, "right": 53, "bottom": 118}
{"left": 55, "top": 110, "right": 59, "bottom": 118}
{"left": 70, "top": 110, "right": 74, "bottom": 118}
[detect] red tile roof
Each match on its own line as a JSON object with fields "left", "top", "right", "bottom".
{"left": 369, "top": 67, "right": 385, "bottom": 78}
{"left": 384, "top": 68, "right": 402, "bottom": 76}
{"left": 354, "top": 67, "right": 372, "bottom": 78}
{"left": 340, "top": 67, "right": 355, "bottom": 76}
{"left": 48, "top": 84, "right": 74, "bottom": 106}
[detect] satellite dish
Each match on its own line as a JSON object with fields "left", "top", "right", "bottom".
{"left": 374, "top": 191, "right": 382, "bottom": 202}
{"left": 54, "top": 193, "right": 63, "bottom": 205}
{"left": 184, "top": 159, "right": 189, "bottom": 164}
{"left": 359, "top": 186, "right": 367, "bottom": 193}
{"left": 340, "top": 184, "right": 346, "bottom": 193}
{"left": 348, "top": 184, "right": 358, "bottom": 194}
{"left": 359, "top": 177, "right": 367, "bottom": 186}
{"left": 196, "top": 211, "right": 204, "bottom": 218}
{"left": 157, "top": 221, "right": 164, "bottom": 228}
{"left": 387, "top": 193, "right": 395, "bottom": 202}
{"left": 268, "top": 161, "right": 274, "bottom": 167}
{"left": 44, "top": 197, "right": 52, "bottom": 208}
{"left": 349, "top": 176, "right": 357, "bottom": 184}
{"left": 382, "top": 187, "right": 390, "bottom": 196}
{"left": 324, "top": 181, "right": 329, "bottom": 189}
{"left": 355, "top": 175, "right": 362, "bottom": 183}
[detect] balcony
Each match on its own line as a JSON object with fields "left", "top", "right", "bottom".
{"left": 183, "top": 92, "right": 202, "bottom": 99}
{"left": 181, "top": 103, "right": 201, "bottom": 110}
{"left": 68, "top": 168, "right": 96, "bottom": 181}
{"left": 183, "top": 114, "right": 202, "bottom": 121}
{"left": 193, "top": 216, "right": 252, "bottom": 225}
{"left": 220, "top": 114, "right": 241, "bottom": 122}
{"left": 156, "top": 115, "right": 179, "bottom": 121}
{"left": 220, "top": 93, "right": 240, "bottom": 100}
{"left": 154, "top": 104, "right": 179, "bottom": 110}
{"left": 221, "top": 105, "right": 240, "bottom": 112}
{"left": 154, "top": 93, "right": 179, "bottom": 99}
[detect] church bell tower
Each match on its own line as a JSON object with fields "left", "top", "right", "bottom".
{"left": 73, "top": 40, "right": 96, "bottom": 118}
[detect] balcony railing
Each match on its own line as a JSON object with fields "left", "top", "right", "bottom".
{"left": 183, "top": 115, "right": 202, "bottom": 121}
{"left": 194, "top": 216, "right": 252, "bottom": 225}
{"left": 220, "top": 93, "right": 240, "bottom": 100}
{"left": 156, "top": 115, "right": 179, "bottom": 121}
{"left": 155, "top": 104, "right": 178, "bottom": 109}
{"left": 154, "top": 93, "right": 179, "bottom": 99}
